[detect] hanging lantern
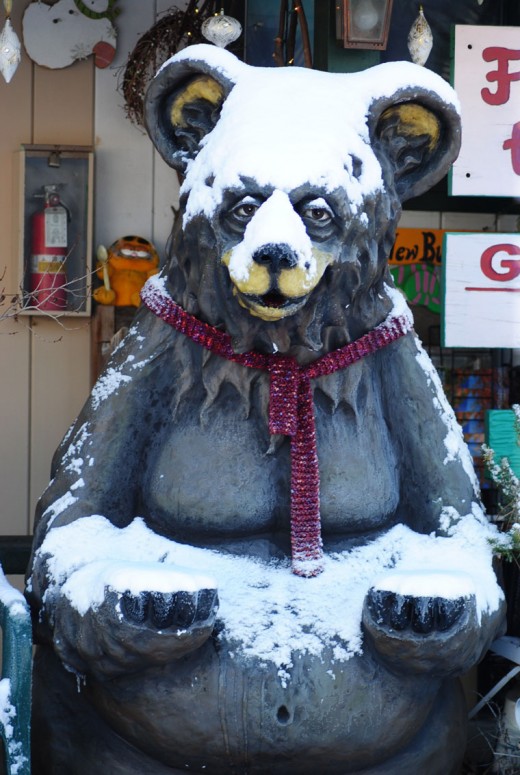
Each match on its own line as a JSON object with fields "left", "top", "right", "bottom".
{"left": 201, "top": 8, "right": 242, "bottom": 49}
{"left": 407, "top": 6, "right": 433, "bottom": 66}
{"left": 0, "top": 0, "right": 21, "bottom": 83}
{"left": 338, "top": 0, "right": 394, "bottom": 50}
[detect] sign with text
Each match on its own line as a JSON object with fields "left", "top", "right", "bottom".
{"left": 442, "top": 233, "right": 520, "bottom": 348}
{"left": 388, "top": 228, "right": 443, "bottom": 265}
{"left": 451, "top": 25, "right": 520, "bottom": 197}
{"left": 389, "top": 228, "right": 444, "bottom": 313}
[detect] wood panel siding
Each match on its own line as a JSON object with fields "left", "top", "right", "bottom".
{"left": 0, "top": 1, "right": 181, "bottom": 540}
{"left": 0, "top": 2, "right": 94, "bottom": 535}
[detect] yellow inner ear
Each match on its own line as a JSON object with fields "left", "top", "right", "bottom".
{"left": 170, "top": 76, "right": 225, "bottom": 128}
{"left": 380, "top": 103, "right": 441, "bottom": 152}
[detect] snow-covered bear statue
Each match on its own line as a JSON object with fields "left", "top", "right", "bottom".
{"left": 26, "top": 44, "right": 505, "bottom": 774}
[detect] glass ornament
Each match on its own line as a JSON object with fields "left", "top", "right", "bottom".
{"left": 201, "top": 8, "right": 241, "bottom": 49}
{"left": 407, "top": 6, "right": 433, "bottom": 67}
{"left": 0, "top": 16, "right": 21, "bottom": 83}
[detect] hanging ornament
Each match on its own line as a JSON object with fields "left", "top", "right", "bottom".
{"left": 407, "top": 5, "right": 433, "bottom": 67}
{"left": 201, "top": 8, "right": 241, "bottom": 49}
{"left": 0, "top": 0, "right": 21, "bottom": 83}
{"left": 22, "top": 0, "right": 118, "bottom": 70}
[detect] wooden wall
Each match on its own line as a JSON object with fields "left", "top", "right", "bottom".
{"left": 0, "top": 0, "right": 180, "bottom": 538}
{"left": 94, "top": 0, "right": 180, "bottom": 253}
{"left": 0, "top": 0, "right": 93, "bottom": 536}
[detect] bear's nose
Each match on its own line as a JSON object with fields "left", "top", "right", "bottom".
{"left": 252, "top": 243, "right": 299, "bottom": 272}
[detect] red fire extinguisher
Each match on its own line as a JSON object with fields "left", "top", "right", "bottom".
{"left": 30, "top": 185, "right": 68, "bottom": 311}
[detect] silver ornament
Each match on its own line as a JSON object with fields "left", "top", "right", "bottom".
{"left": 0, "top": 17, "right": 21, "bottom": 83}
{"left": 407, "top": 6, "right": 433, "bottom": 67}
{"left": 201, "top": 8, "right": 241, "bottom": 49}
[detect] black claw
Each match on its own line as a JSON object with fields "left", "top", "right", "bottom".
{"left": 367, "top": 589, "right": 391, "bottom": 625}
{"left": 172, "top": 591, "right": 197, "bottom": 628}
{"left": 435, "top": 597, "right": 465, "bottom": 631}
{"left": 411, "top": 598, "right": 436, "bottom": 634}
{"left": 197, "top": 589, "right": 218, "bottom": 621}
{"left": 388, "top": 594, "right": 412, "bottom": 631}
{"left": 121, "top": 591, "right": 149, "bottom": 624}
{"left": 150, "top": 592, "right": 177, "bottom": 629}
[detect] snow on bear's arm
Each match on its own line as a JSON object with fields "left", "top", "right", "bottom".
{"left": 36, "top": 512, "right": 502, "bottom": 679}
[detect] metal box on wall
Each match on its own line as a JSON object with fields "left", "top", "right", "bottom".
{"left": 16, "top": 144, "right": 94, "bottom": 317}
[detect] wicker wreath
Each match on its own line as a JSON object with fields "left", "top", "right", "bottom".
{"left": 121, "top": 0, "right": 217, "bottom": 128}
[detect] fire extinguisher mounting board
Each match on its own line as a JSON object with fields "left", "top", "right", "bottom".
{"left": 15, "top": 144, "right": 94, "bottom": 317}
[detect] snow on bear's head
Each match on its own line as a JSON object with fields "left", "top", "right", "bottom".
{"left": 144, "top": 45, "right": 460, "bottom": 335}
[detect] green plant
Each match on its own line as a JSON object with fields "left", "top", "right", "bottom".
{"left": 482, "top": 404, "right": 520, "bottom": 565}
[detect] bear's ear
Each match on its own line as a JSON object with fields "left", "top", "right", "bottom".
{"left": 144, "top": 54, "right": 237, "bottom": 173}
{"left": 371, "top": 95, "right": 461, "bottom": 201}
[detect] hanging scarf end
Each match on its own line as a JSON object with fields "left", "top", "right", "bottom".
{"left": 291, "top": 552, "right": 324, "bottom": 578}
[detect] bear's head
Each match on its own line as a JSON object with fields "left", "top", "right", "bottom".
{"left": 144, "top": 45, "right": 460, "bottom": 357}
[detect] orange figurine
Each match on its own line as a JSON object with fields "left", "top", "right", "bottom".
{"left": 93, "top": 235, "right": 160, "bottom": 307}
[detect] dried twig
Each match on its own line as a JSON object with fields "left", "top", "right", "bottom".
{"left": 273, "top": 0, "right": 287, "bottom": 66}
{"left": 0, "top": 261, "right": 98, "bottom": 333}
{"left": 273, "top": 0, "right": 313, "bottom": 68}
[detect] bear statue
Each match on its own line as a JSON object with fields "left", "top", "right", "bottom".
{"left": 26, "top": 44, "right": 505, "bottom": 774}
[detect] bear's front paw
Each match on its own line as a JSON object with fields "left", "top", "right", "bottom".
{"left": 360, "top": 569, "right": 499, "bottom": 677}
{"left": 44, "top": 560, "right": 219, "bottom": 681}
{"left": 50, "top": 585, "right": 219, "bottom": 681}
{"left": 120, "top": 588, "right": 218, "bottom": 630}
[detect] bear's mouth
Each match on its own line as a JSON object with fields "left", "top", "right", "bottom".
{"left": 253, "top": 290, "right": 307, "bottom": 311}
{"left": 235, "top": 288, "right": 308, "bottom": 321}
{"left": 260, "top": 290, "right": 290, "bottom": 309}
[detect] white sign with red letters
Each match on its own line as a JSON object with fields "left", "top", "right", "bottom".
{"left": 442, "top": 233, "right": 520, "bottom": 347}
{"left": 451, "top": 26, "right": 520, "bottom": 197}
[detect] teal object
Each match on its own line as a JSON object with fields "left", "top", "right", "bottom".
{"left": 0, "top": 569, "right": 32, "bottom": 775}
{"left": 486, "top": 409, "right": 520, "bottom": 478}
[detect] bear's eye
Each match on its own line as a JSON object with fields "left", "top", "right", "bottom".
{"left": 236, "top": 204, "right": 257, "bottom": 217}
{"left": 231, "top": 199, "right": 260, "bottom": 221}
{"left": 300, "top": 199, "right": 334, "bottom": 225}
{"left": 306, "top": 208, "right": 329, "bottom": 222}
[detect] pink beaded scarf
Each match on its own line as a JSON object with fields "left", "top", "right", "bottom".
{"left": 141, "top": 277, "right": 412, "bottom": 577}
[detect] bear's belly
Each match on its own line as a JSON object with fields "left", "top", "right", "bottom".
{"left": 87, "top": 640, "right": 439, "bottom": 774}
{"left": 140, "top": 404, "right": 399, "bottom": 544}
